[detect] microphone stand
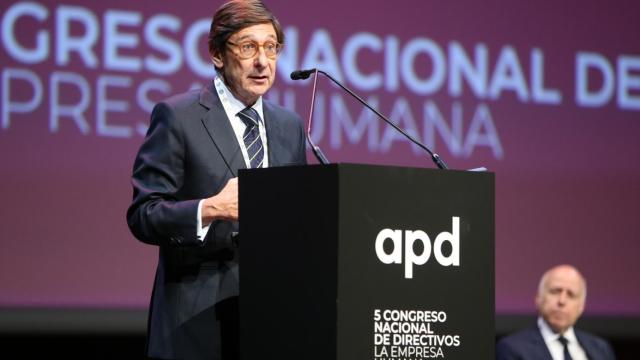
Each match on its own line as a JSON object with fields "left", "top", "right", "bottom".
{"left": 292, "top": 68, "right": 448, "bottom": 169}
{"left": 306, "top": 69, "right": 330, "bottom": 164}
{"left": 320, "top": 70, "right": 447, "bottom": 169}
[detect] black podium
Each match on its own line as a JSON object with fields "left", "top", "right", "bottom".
{"left": 239, "top": 163, "right": 494, "bottom": 359}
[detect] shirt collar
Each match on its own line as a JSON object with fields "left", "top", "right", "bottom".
{"left": 214, "top": 71, "right": 264, "bottom": 123}
{"left": 537, "top": 316, "right": 578, "bottom": 344}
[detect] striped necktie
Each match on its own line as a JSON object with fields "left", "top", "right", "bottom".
{"left": 238, "top": 106, "right": 264, "bottom": 168}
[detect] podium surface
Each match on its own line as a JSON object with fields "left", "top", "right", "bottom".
{"left": 239, "top": 163, "right": 494, "bottom": 359}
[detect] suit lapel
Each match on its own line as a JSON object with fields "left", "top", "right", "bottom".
{"left": 263, "top": 101, "right": 285, "bottom": 167}
{"left": 199, "top": 82, "right": 246, "bottom": 177}
{"left": 529, "top": 326, "right": 554, "bottom": 360}
{"left": 575, "top": 330, "right": 594, "bottom": 360}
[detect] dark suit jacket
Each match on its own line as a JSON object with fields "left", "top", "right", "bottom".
{"left": 496, "top": 324, "right": 616, "bottom": 360}
{"left": 126, "top": 82, "right": 307, "bottom": 360}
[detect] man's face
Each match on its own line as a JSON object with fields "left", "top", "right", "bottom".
{"left": 212, "top": 23, "right": 278, "bottom": 105}
{"left": 535, "top": 266, "right": 585, "bottom": 334}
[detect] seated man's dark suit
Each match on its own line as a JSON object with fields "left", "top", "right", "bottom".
{"left": 496, "top": 324, "right": 616, "bottom": 360}
{"left": 127, "top": 81, "right": 307, "bottom": 359}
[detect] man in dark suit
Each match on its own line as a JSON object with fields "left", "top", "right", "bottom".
{"left": 496, "top": 265, "right": 616, "bottom": 360}
{"left": 126, "top": 1, "right": 306, "bottom": 359}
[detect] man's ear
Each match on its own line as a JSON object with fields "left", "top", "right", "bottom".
{"left": 211, "top": 50, "right": 224, "bottom": 69}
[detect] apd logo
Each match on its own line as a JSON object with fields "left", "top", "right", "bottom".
{"left": 375, "top": 217, "right": 460, "bottom": 279}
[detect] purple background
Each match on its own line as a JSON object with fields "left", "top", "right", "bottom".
{"left": 1, "top": 0, "right": 639, "bottom": 316}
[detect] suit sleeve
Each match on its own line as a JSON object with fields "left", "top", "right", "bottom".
{"left": 495, "top": 337, "right": 521, "bottom": 360}
{"left": 126, "top": 102, "right": 201, "bottom": 247}
{"left": 598, "top": 337, "right": 617, "bottom": 360}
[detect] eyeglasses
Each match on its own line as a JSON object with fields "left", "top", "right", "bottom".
{"left": 227, "top": 40, "right": 283, "bottom": 59}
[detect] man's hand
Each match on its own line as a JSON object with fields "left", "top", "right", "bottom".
{"left": 202, "top": 177, "right": 238, "bottom": 224}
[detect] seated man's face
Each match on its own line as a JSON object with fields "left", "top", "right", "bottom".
{"left": 213, "top": 23, "right": 279, "bottom": 105}
{"left": 535, "top": 266, "right": 585, "bottom": 334}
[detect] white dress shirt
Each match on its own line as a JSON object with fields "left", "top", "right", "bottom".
{"left": 538, "top": 317, "right": 589, "bottom": 360}
{"left": 196, "top": 73, "right": 270, "bottom": 241}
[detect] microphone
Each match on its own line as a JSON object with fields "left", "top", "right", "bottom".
{"left": 290, "top": 69, "right": 316, "bottom": 80}
{"left": 290, "top": 69, "right": 448, "bottom": 169}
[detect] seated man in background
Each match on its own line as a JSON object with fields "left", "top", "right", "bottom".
{"left": 496, "top": 264, "right": 616, "bottom": 360}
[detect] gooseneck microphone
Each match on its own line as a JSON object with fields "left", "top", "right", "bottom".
{"left": 290, "top": 68, "right": 448, "bottom": 169}
{"left": 291, "top": 68, "right": 330, "bottom": 164}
